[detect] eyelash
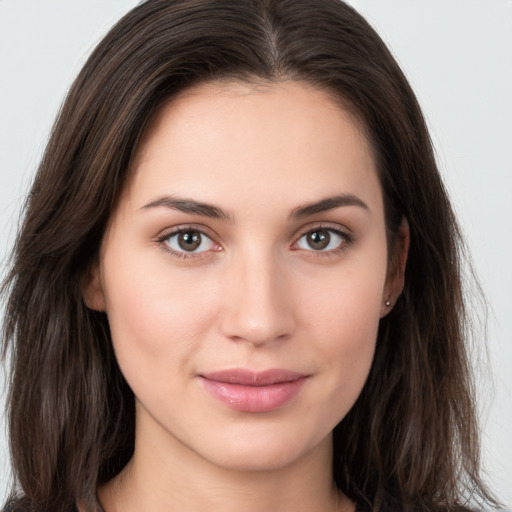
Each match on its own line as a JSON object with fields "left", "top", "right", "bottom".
{"left": 156, "top": 225, "right": 220, "bottom": 259}
{"left": 292, "top": 225, "right": 353, "bottom": 257}
{"left": 156, "top": 224, "right": 353, "bottom": 260}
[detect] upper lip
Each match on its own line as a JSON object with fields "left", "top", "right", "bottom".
{"left": 200, "top": 369, "right": 307, "bottom": 386}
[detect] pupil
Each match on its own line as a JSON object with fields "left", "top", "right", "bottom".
{"left": 178, "top": 231, "right": 201, "bottom": 251}
{"left": 307, "top": 230, "right": 330, "bottom": 250}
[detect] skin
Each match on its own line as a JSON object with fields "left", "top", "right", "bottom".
{"left": 84, "top": 80, "right": 407, "bottom": 512}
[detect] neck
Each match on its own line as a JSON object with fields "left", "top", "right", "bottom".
{"left": 98, "top": 411, "right": 353, "bottom": 512}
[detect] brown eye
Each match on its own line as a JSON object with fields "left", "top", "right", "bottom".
{"left": 178, "top": 231, "right": 201, "bottom": 251}
{"left": 165, "top": 229, "right": 215, "bottom": 254}
{"left": 296, "top": 228, "right": 346, "bottom": 252}
{"left": 306, "top": 230, "right": 330, "bottom": 250}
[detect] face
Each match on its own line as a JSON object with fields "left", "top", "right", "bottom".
{"left": 85, "top": 81, "right": 401, "bottom": 472}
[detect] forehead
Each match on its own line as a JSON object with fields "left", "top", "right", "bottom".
{"left": 125, "top": 80, "right": 381, "bottom": 215}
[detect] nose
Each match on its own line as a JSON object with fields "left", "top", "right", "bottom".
{"left": 219, "top": 249, "right": 295, "bottom": 347}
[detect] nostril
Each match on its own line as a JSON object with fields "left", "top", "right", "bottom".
{"left": 220, "top": 304, "right": 295, "bottom": 346}
{"left": 219, "top": 257, "right": 295, "bottom": 345}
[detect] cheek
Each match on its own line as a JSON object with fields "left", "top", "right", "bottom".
{"left": 294, "top": 253, "right": 386, "bottom": 410}
{"left": 303, "top": 293, "right": 379, "bottom": 428}
{"left": 100, "top": 247, "right": 220, "bottom": 379}
{"left": 298, "top": 253, "right": 386, "bottom": 342}
{"left": 313, "top": 283, "right": 380, "bottom": 384}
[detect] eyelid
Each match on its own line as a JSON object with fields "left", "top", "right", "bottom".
{"left": 156, "top": 224, "right": 222, "bottom": 259}
{"left": 154, "top": 222, "right": 354, "bottom": 260}
{"left": 291, "top": 223, "right": 354, "bottom": 254}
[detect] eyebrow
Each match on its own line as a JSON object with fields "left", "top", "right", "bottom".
{"left": 141, "top": 196, "right": 233, "bottom": 221}
{"left": 141, "top": 193, "right": 368, "bottom": 221}
{"left": 289, "top": 194, "right": 369, "bottom": 219}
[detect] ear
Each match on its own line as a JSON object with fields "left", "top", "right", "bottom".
{"left": 380, "top": 218, "right": 409, "bottom": 317}
{"left": 81, "top": 261, "right": 106, "bottom": 312}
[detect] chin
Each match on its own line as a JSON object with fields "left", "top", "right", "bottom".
{"left": 208, "top": 448, "right": 302, "bottom": 472}
{"left": 194, "top": 429, "right": 330, "bottom": 473}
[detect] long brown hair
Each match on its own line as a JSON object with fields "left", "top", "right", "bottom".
{"left": 1, "top": 1, "right": 499, "bottom": 511}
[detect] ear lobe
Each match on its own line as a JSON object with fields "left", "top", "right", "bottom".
{"left": 81, "top": 262, "right": 106, "bottom": 312}
{"left": 380, "top": 218, "right": 410, "bottom": 317}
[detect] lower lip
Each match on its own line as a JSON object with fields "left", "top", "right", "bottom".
{"left": 200, "top": 377, "right": 307, "bottom": 413}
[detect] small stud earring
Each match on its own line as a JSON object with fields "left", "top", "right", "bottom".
{"left": 385, "top": 299, "right": 391, "bottom": 307}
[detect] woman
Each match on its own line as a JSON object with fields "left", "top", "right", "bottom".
{"left": 0, "top": 0, "right": 501, "bottom": 511}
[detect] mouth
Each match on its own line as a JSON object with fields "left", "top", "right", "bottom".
{"left": 199, "top": 369, "right": 309, "bottom": 413}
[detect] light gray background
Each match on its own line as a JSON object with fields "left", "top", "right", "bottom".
{"left": 1, "top": 0, "right": 511, "bottom": 508}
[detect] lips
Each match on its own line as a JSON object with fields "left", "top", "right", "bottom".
{"left": 199, "top": 369, "right": 308, "bottom": 413}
